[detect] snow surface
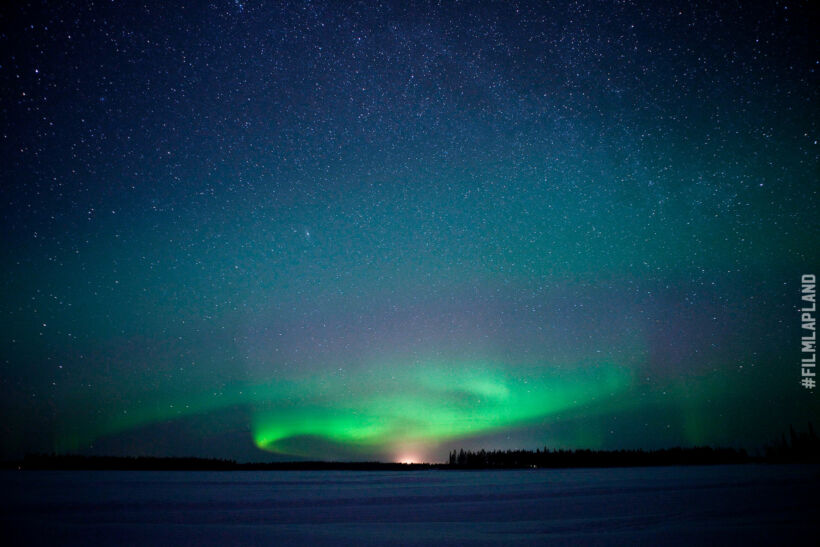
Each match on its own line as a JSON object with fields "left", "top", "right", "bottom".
{"left": 2, "top": 465, "right": 818, "bottom": 545}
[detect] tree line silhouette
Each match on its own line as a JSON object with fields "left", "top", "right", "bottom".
{"left": 447, "top": 446, "right": 748, "bottom": 468}
{"left": 12, "top": 455, "right": 433, "bottom": 471}
{"left": 763, "top": 423, "right": 820, "bottom": 463}
{"left": 448, "top": 423, "right": 819, "bottom": 468}
{"left": 8, "top": 424, "right": 817, "bottom": 470}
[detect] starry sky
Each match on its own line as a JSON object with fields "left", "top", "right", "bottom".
{"left": 1, "top": 0, "right": 817, "bottom": 463}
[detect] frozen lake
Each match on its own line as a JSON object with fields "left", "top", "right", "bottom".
{"left": 2, "top": 465, "right": 818, "bottom": 545}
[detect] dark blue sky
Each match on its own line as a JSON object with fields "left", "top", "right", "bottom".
{"left": 1, "top": 0, "right": 817, "bottom": 462}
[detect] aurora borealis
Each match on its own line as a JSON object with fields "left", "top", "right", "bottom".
{"left": 1, "top": 1, "right": 818, "bottom": 463}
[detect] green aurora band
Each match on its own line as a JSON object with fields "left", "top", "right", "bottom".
{"left": 251, "top": 362, "right": 632, "bottom": 458}
{"left": 57, "top": 361, "right": 633, "bottom": 460}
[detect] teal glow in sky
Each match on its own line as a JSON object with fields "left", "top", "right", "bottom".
{"left": 1, "top": 0, "right": 817, "bottom": 462}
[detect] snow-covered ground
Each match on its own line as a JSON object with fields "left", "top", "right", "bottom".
{"left": 2, "top": 465, "right": 818, "bottom": 545}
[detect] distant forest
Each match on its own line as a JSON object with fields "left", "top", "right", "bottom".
{"left": 447, "top": 446, "right": 748, "bottom": 468}
{"left": 446, "top": 424, "right": 820, "bottom": 468}
{"left": 9, "top": 425, "right": 818, "bottom": 471}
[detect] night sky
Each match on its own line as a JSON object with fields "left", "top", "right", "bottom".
{"left": 1, "top": 1, "right": 817, "bottom": 463}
